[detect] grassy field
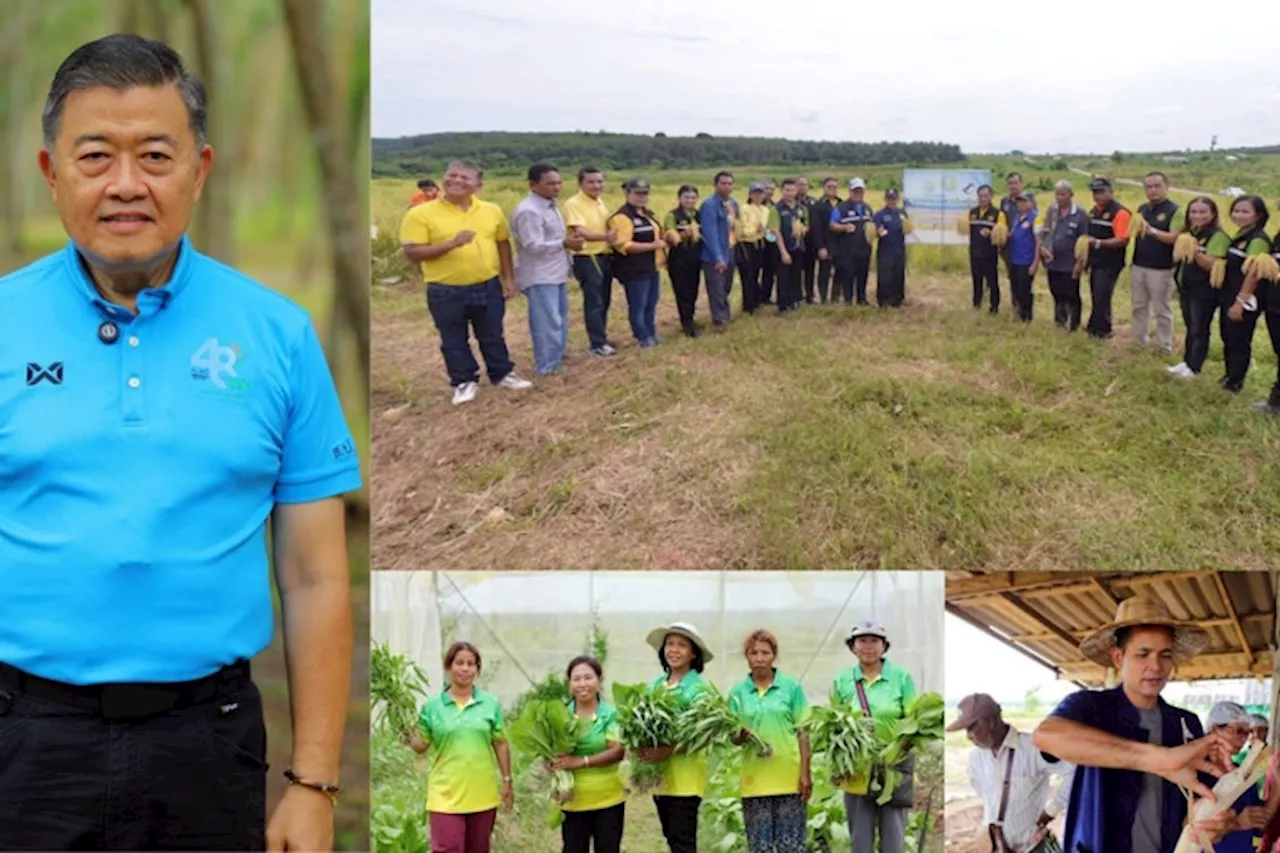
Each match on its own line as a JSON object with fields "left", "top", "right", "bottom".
{"left": 371, "top": 157, "right": 1280, "bottom": 571}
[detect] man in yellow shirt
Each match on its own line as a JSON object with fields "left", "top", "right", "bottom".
{"left": 563, "top": 167, "right": 619, "bottom": 357}
{"left": 399, "top": 159, "right": 533, "bottom": 405}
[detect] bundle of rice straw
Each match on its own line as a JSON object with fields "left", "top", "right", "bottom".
{"left": 1074, "top": 235, "right": 1091, "bottom": 262}
{"left": 1210, "top": 259, "right": 1226, "bottom": 289}
{"left": 1244, "top": 253, "right": 1280, "bottom": 282}
{"left": 989, "top": 221, "right": 1010, "bottom": 248}
{"left": 1173, "top": 233, "right": 1198, "bottom": 263}
{"left": 1174, "top": 740, "right": 1272, "bottom": 853}
{"left": 863, "top": 222, "right": 877, "bottom": 242}
{"left": 1132, "top": 216, "right": 1149, "bottom": 240}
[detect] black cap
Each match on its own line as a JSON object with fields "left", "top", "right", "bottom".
{"left": 1018, "top": 190, "right": 1035, "bottom": 202}
{"left": 623, "top": 178, "right": 651, "bottom": 192}
{"left": 1089, "top": 177, "right": 1112, "bottom": 191}
{"left": 884, "top": 188, "right": 900, "bottom": 199}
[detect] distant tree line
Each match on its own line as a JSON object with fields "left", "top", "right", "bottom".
{"left": 371, "top": 131, "right": 965, "bottom": 177}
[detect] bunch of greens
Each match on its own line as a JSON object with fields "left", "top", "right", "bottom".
{"left": 508, "top": 699, "right": 591, "bottom": 806}
{"left": 613, "top": 682, "right": 683, "bottom": 792}
{"left": 678, "top": 684, "right": 772, "bottom": 758}
{"left": 802, "top": 698, "right": 879, "bottom": 786}
{"left": 875, "top": 692, "right": 945, "bottom": 805}
{"left": 370, "top": 642, "right": 431, "bottom": 737}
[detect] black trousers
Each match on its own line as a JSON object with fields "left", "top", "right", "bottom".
{"left": 1048, "top": 270, "right": 1082, "bottom": 331}
{"left": 735, "top": 242, "right": 763, "bottom": 314}
{"left": 562, "top": 802, "right": 625, "bottom": 853}
{"left": 777, "top": 257, "right": 803, "bottom": 313}
{"left": 970, "top": 253, "right": 999, "bottom": 311}
{"left": 836, "top": 253, "right": 871, "bottom": 304}
{"left": 800, "top": 250, "right": 817, "bottom": 302}
{"left": 761, "top": 243, "right": 779, "bottom": 304}
{"left": 817, "top": 255, "right": 835, "bottom": 302}
{"left": 1179, "top": 287, "right": 1216, "bottom": 374}
{"left": 0, "top": 661, "right": 266, "bottom": 851}
{"left": 876, "top": 251, "right": 906, "bottom": 307}
{"left": 1002, "top": 251, "right": 1020, "bottom": 310}
{"left": 1010, "top": 264, "right": 1033, "bottom": 322}
{"left": 1221, "top": 291, "right": 1261, "bottom": 393}
{"left": 1087, "top": 265, "right": 1121, "bottom": 338}
{"left": 668, "top": 260, "right": 701, "bottom": 334}
{"left": 653, "top": 795, "right": 700, "bottom": 853}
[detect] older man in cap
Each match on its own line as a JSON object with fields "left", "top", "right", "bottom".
{"left": 1201, "top": 701, "right": 1277, "bottom": 853}
{"left": 1037, "top": 180, "right": 1090, "bottom": 331}
{"left": 1031, "top": 595, "right": 1235, "bottom": 853}
{"left": 950, "top": 694, "right": 1073, "bottom": 852}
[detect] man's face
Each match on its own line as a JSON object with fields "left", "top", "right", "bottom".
{"left": 1144, "top": 175, "right": 1167, "bottom": 203}
{"left": 781, "top": 183, "right": 797, "bottom": 203}
{"left": 1017, "top": 199, "right": 1032, "bottom": 216}
{"left": 1007, "top": 175, "right": 1023, "bottom": 195}
{"left": 885, "top": 194, "right": 899, "bottom": 209}
{"left": 422, "top": 186, "right": 439, "bottom": 201}
{"left": 1111, "top": 626, "right": 1176, "bottom": 701}
{"left": 716, "top": 175, "right": 734, "bottom": 196}
{"left": 39, "top": 84, "right": 212, "bottom": 268}
{"left": 824, "top": 180, "right": 839, "bottom": 199}
{"left": 966, "top": 715, "right": 1001, "bottom": 750}
{"left": 797, "top": 178, "right": 810, "bottom": 197}
{"left": 1056, "top": 186, "right": 1072, "bottom": 206}
{"left": 1217, "top": 722, "right": 1252, "bottom": 755}
{"left": 851, "top": 188, "right": 864, "bottom": 202}
{"left": 443, "top": 164, "right": 482, "bottom": 199}
{"left": 1092, "top": 188, "right": 1114, "bottom": 207}
{"left": 978, "top": 188, "right": 992, "bottom": 207}
{"left": 580, "top": 171, "right": 605, "bottom": 198}
{"left": 764, "top": 181, "right": 776, "bottom": 200}
{"left": 532, "top": 170, "right": 562, "bottom": 200}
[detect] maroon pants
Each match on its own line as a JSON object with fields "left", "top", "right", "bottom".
{"left": 429, "top": 809, "right": 497, "bottom": 853}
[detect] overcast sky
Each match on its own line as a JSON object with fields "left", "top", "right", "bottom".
{"left": 372, "top": 0, "right": 1280, "bottom": 154}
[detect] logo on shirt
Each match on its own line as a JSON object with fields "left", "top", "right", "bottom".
{"left": 191, "top": 338, "right": 250, "bottom": 393}
{"left": 1157, "top": 213, "right": 1167, "bottom": 223}
{"left": 25, "top": 362, "right": 63, "bottom": 386}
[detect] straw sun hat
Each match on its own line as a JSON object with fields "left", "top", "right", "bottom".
{"left": 646, "top": 622, "right": 715, "bottom": 663}
{"left": 1078, "top": 594, "right": 1209, "bottom": 668}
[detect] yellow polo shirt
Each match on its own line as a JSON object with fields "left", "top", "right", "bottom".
{"left": 563, "top": 191, "right": 612, "bottom": 256}
{"left": 399, "top": 196, "right": 508, "bottom": 285}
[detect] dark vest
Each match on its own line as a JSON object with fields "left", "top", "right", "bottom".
{"left": 1132, "top": 198, "right": 1179, "bottom": 270}
{"left": 776, "top": 201, "right": 808, "bottom": 253}
{"left": 834, "top": 200, "right": 873, "bottom": 258}
{"left": 611, "top": 203, "right": 659, "bottom": 281}
{"left": 1178, "top": 227, "right": 1221, "bottom": 294}
{"left": 967, "top": 205, "right": 1002, "bottom": 258}
{"left": 1224, "top": 226, "right": 1273, "bottom": 296}
{"left": 813, "top": 197, "right": 839, "bottom": 250}
{"left": 1087, "top": 200, "right": 1128, "bottom": 270}
{"left": 667, "top": 206, "right": 701, "bottom": 268}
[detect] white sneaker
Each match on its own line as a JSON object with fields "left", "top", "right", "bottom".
{"left": 1173, "top": 364, "right": 1196, "bottom": 380}
{"left": 496, "top": 372, "right": 533, "bottom": 390}
{"left": 590, "top": 344, "right": 617, "bottom": 357}
{"left": 1166, "top": 362, "right": 1188, "bottom": 374}
{"left": 452, "top": 381, "right": 479, "bottom": 405}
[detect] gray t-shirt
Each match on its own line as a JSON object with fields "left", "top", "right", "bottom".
{"left": 1132, "top": 706, "right": 1165, "bottom": 853}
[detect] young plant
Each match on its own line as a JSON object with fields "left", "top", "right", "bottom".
{"left": 507, "top": 699, "right": 591, "bottom": 806}
{"left": 801, "top": 698, "right": 878, "bottom": 786}
{"left": 371, "top": 642, "right": 431, "bottom": 737}
{"left": 613, "top": 682, "right": 683, "bottom": 792}
{"left": 876, "top": 692, "right": 946, "bottom": 805}
{"left": 679, "top": 683, "right": 772, "bottom": 758}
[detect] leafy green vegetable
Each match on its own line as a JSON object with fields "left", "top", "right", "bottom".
{"left": 508, "top": 699, "right": 591, "bottom": 806}
{"left": 678, "top": 683, "right": 773, "bottom": 758}
{"left": 613, "top": 682, "right": 683, "bottom": 792}
{"left": 801, "top": 698, "right": 878, "bottom": 786}
{"left": 371, "top": 642, "right": 431, "bottom": 737}
{"left": 875, "top": 692, "right": 945, "bottom": 805}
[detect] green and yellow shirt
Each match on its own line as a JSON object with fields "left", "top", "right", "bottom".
{"left": 563, "top": 700, "right": 626, "bottom": 813}
{"left": 728, "top": 670, "right": 810, "bottom": 798}
{"left": 417, "top": 688, "right": 506, "bottom": 814}
{"left": 648, "top": 670, "right": 710, "bottom": 797}
{"left": 830, "top": 660, "right": 917, "bottom": 795}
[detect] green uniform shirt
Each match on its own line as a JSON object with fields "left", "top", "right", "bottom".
{"left": 563, "top": 700, "right": 626, "bottom": 812}
{"left": 1205, "top": 231, "right": 1231, "bottom": 257}
{"left": 728, "top": 670, "right": 810, "bottom": 798}
{"left": 830, "top": 660, "right": 917, "bottom": 795}
{"left": 418, "top": 688, "right": 506, "bottom": 814}
{"left": 648, "top": 670, "right": 710, "bottom": 797}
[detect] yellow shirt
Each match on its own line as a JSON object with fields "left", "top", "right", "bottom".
{"left": 398, "top": 196, "right": 508, "bottom": 285}
{"left": 737, "top": 203, "right": 770, "bottom": 243}
{"left": 563, "top": 191, "right": 612, "bottom": 256}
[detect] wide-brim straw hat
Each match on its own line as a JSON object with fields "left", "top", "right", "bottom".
{"left": 646, "top": 622, "right": 715, "bottom": 663}
{"left": 1078, "top": 594, "right": 1209, "bottom": 668}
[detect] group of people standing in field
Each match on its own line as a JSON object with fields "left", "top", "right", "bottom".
{"left": 398, "top": 160, "right": 1280, "bottom": 415}
{"left": 403, "top": 620, "right": 923, "bottom": 853}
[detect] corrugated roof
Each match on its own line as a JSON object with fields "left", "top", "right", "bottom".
{"left": 946, "top": 571, "right": 1278, "bottom": 686}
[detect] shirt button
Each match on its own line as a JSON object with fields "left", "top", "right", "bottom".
{"left": 128, "top": 336, "right": 140, "bottom": 347}
{"left": 128, "top": 377, "right": 141, "bottom": 389}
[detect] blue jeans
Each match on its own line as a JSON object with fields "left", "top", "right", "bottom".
{"left": 425, "top": 279, "right": 514, "bottom": 386}
{"left": 523, "top": 282, "right": 569, "bottom": 374}
{"left": 621, "top": 272, "right": 661, "bottom": 342}
{"left": 573, "top": 254, "right": 613, "bottom": 349}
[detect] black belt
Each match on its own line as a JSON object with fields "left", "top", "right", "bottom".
{"left": 425, "top": 277, "right": 498, "bottom": 287}
{"left": 0, "top": 660, "right": 251, "bottom": 720}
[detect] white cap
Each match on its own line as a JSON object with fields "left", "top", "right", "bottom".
{"left": 849, "top": 178, "right": 866, "bottom": 190}
{"left": 1207, "top": 701, "right": 1251, "bottom": 728}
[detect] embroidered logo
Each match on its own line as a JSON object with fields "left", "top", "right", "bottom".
{"left": 191, "top": 338, "right": 250, "bottom": 393}
{"left": 26, "top": 363, "right": 63, "bottom": 386}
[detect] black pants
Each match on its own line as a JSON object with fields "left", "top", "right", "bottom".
{"left": 562, "top": 802, "right": 625, "bottom": 853}
{"left": 761, "top": 243, "right": 779, "bottom": 304}
{"left": 736, "top": 242, "right": 763, "bottom": 314}
{"left": 1267, "top": 309, "right": 1280, "bottom": 405}
{"left": 573, "top": 255, "right": 614, "bottom": 350}
{"left": 653, "top": 795, "right": 700, "bottom": 853}
{"left": 668, "top": 260, "right": 701, "bottom": 335}
{"left": 1087, "top": 265, "right": 1121, "bottom": 338}
{"left": 1048, "top": 270, "right": 1082, "bottom": 331}
{"left": 1002, "top": 252, "right": 1020, "bottom": 310}
{"left": 1221, "top": 290, "right": 1261, "bottom": 392}
{"left": 970, "top": 253, "right": 999, "bottom": 311}
{"left": 0, "top": 661, "right": 266, "bottom": 851}
{"left": 836, "top": 254, "right": 871, "bottom": 304}
{"left": 800, "top": 250, "right": 817, "bottom": 302}
{"left": 876, "top": 251, "right": 906, "bottom": 307}
{"left": 777, "top": 257, "right": 802, "bottom": 313}
{"left": 1180, "top": 287, "right": 1216, "bottom": 374}
{"left": 817, "top": 255, "right": 835, "bottom": 302}
{"left": 1010, "top": 264, "right": 1033, "bottom": 322}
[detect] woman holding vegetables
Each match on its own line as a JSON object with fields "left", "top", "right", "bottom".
{"left": 638, "top": 621, "right": 714, "bottom": 853}
{"left": 832, "top": 620, "right": 918, "bottom": 853}
{"left": 551, "top": 655, "right": 627, "bottom": 853}
{"left": 406, "top": 642, "right": 513, "bottom": 853}
{"left": 728, "top": 629, "right": 812, "bottom": 853}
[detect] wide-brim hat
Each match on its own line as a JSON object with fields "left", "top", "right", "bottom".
{"left": 845, "top": 620, "right": 891, "bottom": 651}
{"left": 1078, "top": 594, "right": 1209, "bottom": 668}
{"left": 646, "top": 622, "right": 715, "bottom": 663}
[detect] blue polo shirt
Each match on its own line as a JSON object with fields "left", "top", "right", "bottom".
{"left": 0, "top": 236, "right": 362, "bottom": 685}
{"left": 1008, "top": 208, "right": 1039, "bottom": 266}
{"left": 872, "top": 208, "right": 908, "bottom": 257}
{"left": 1048, "top": 687, "right": 1209, "bottom": 853}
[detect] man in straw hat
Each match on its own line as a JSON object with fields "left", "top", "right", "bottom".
{"left": 1031, "top": 594, "right": 1237, "bottom": 853}
{"left": 949, "top": 693, "right": 1073, "bottom": 852}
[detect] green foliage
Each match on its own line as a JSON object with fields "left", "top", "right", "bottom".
{"left": 370, "top": 729, "right": 429, "bottom": 853}
{"left": 802, "top": 698, "right": 879, "bottom": 785}
{"left": 508, "top": 699, "right": 591, "bottom": 808}
{"left": 613, "top": 682, "right": 683, "bottom": 792}
{"left": 370, "top": 642, "right": 430, "bottom": 736}
{"left": 678, "top": 684, "right": 772, "bottom": 758}
{"left": 507, "top": 670, "right": 572, "bottom": 722}
{"left": 878, "top": 693, "right": 946, "bottom": 805}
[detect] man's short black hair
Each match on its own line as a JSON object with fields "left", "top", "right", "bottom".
{"left": 714, "top": 170, "right": 734, "bottom": 184}
{"left": 528, "top": 162, "right": 559, "bottom": 183}
{"left": 417, "top": 178, "right": 438, "bottom": 190}
{"left": 1145, "top": 171, "right": 1168, "bottom": 184}
{"left": 781, "top": 178, "right": 797, "bottom": 188}
{"left": 578, "top": 166, "right": 603, "bottom": 182}
{"left": 43, "top": 33, "right": 207, "bottom": 149}
{"left": 977, "top": 184, "right": 993, "bottom": 194}
{"left": 1006, "top": 171, "right": 1023, "bottom": 182}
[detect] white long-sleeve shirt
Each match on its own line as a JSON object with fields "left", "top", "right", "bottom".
{"left": 967, "top": 727, "right": 1076, "bottom": 849}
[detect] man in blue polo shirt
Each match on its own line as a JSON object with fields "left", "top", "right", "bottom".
{"left": 1031, "top": 595, "right": 1235, "bottom": 853}
{"left": 0, "top": 34, "right": 360, "bottom": 851}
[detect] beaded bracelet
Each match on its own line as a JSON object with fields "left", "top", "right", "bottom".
{"left": 283, "top": 769, "right": 341, "bottom": 805}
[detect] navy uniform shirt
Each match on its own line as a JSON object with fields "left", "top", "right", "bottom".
{"left": 872, "top": 208, "right": 908, "bottom": 257}
{"left": 0, "top": 236, "right": 362, "bottom": 685}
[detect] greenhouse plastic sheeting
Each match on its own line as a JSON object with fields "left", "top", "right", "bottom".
{"left": 372, "top": 571, "right": 944, "bottom": 707}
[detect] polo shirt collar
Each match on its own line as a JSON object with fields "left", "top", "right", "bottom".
{"left": 525, "top": 192, "right": 556, "bottom": 208}
{"left": 62, "top": 233, "right": 196, "bottom": 317}
{"left": 854, "top": 659, "right": 893, "bottom": 682}
{"left": 740, "top": 668, "right": 780, "bottom": 693}
{"left": 440, "top": 686, "right": 483, "bottom": 708}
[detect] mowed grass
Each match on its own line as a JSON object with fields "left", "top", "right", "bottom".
{"left": 371, "top": 163, "right": 1280, "bottom": 571}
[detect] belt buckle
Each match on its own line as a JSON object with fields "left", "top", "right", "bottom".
{"left": 100, "top": 683, "right": 180, "bottom": 720}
